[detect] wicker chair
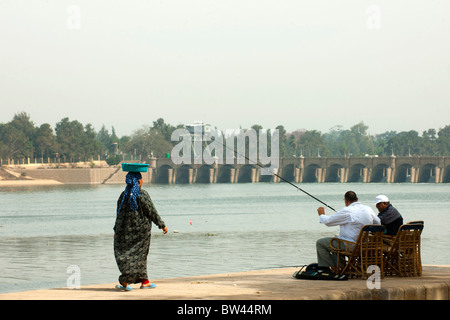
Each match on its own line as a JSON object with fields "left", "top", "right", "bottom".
{"left": 406, "top": 220, "right": 424, "bottom": 276}
{"left": 330, "top": 225, "right": 385, "bottom": 279}
{"left": 384, "top": 222, "right": 424, "bottom": 277}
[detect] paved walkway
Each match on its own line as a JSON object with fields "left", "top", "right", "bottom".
{"left": 1, "top": 265, "right": 449, "bottom": 300}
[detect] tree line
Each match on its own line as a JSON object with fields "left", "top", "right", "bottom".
{"left": 1, "top": 112, "right": 449, "bottom": 165}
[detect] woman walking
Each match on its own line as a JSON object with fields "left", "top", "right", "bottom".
{"left": 114, "top": 167, "right": 168, "bottom": 291}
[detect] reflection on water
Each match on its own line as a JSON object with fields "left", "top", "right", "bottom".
{"left": 0, "top": 183, "right": 449, "bottom": 293}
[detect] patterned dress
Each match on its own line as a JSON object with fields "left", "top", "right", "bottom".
{"left": 113, "top": 189, "right": 166, "bottom": 284}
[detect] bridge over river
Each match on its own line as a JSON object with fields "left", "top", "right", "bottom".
{"left": 144, "top": 156, "right": 450, "bottom": 184}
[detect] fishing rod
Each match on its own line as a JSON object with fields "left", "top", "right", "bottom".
{"left": 221, "top": 140, "right": 337, "bottom": 212}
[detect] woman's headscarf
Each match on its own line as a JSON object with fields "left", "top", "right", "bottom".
{"left": 117, "top": 172, "right": 142, "bottom": 214}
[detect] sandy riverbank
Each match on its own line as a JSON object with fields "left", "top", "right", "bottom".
{"left": 0, "top": 179, "right": 63, "bottom": 187}
{"left": 1, "top": 265, "right": 449, "bottom": 300}
{"left": 0, "top": 166, "right": 63, "bottom": 187}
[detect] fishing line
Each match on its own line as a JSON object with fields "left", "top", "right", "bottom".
{"left": 220, "top": 140, "right": 337, "bottom": 212}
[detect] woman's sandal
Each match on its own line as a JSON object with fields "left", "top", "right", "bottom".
{"left": 115, "top": 283, "right": 133, "bottom": 291}
{"left": 140, "top": 283, "right": 156, "bottom": 289}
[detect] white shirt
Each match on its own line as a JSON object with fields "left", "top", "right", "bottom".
{"left": 319, "top": 202, "right": 381, "bottom": 242}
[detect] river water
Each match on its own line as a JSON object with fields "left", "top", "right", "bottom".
{"left": 0, "top": 182, "right": 449, "bottom": 293}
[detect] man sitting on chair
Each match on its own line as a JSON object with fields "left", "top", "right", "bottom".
{"left": 315, "top": 191, "right": 381, "bottom": 274}
{"left": 374, "top": 194, "right": 403, "bottom": 236}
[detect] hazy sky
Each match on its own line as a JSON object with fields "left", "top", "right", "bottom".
{"left": 1, "top": 0, "right": 449, "bottom": 137}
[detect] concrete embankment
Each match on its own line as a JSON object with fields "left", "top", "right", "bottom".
{"left": 1, "top": 265, "right": 449, "bottom": 300}
{"left": 1, "top": 166, "right": 130, "bottom": 186}
{"left": 12, "top": 167, "right": 126, "bottom": 185}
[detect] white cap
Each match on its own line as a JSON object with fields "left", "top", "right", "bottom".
{"left": 374, "top": 194, "right": 389, "bottom": 205}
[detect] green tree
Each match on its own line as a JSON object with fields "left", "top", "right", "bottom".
{"left": 152, "top": 118, "right": 177, "bottom": 142}
{"left": 123, "top": 125, "right": 174, "bottom": 158}
{"left": 275, "top": 125, "right": 287, "bottom": 157}
{"left": 386, "top": 130, "right": 422, "bottom": 156}
{"left": 0, "top": 122, "right": 31, "bottom": 160}
{"left": 437, "top": 125, "right": 450, "bottom": 155}
{"left": 55, "top": 118, "right": 99, "bottom": 162}
{"left": 284, "top": 135, "right": 296, "bottom": 157}
{"left": 0, "top": 112, "right": 37, "bottom": 160}
{"left": 350, "top": 122, "right": 374, "bottom": 155}
{"left": 422, "top": 129, "right": 438, "bottom": 155}
{"left": 34, "top": 123, "right": 57, "bottom": 160}
{"left": 286, "top": 129, "right": 306, "bottom": 157}
{"left": 83, "top": 123, "right": 101, "bottom": 160}
{"left": 11, "top": 112, "right": 36, "bottom": 141}
{"left": 323, "top": 122, "right": 375, "bottom": 156}
{"left": 55, "top": 118, "right": 84, "bottom": 162}
{"left": 97, "top": 125, "right": 113, "bottom": 156}
{"left": 298, "top": 130, "right": 326, "bottom": 157}
{"left": 373, "top": 131, "right": 397, "bottom": 156}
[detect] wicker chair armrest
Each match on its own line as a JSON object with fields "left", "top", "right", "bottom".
{"left": 330, "top": 238, "right": 355, "bottom": 254}
{"left": 383, "top": 235, "right": 395, "bottom": 246}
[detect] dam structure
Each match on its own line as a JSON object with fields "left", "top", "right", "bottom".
{"left": 147, "top": 155, "right": 450, "bottom": 184}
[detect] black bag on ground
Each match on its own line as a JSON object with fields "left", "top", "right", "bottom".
{"left": 293, "top": 263, "right": 348, "bottom": 281}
